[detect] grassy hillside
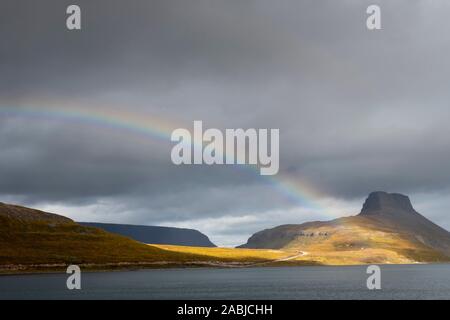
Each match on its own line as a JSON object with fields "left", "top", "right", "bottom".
{"left": 239, "top": 192, "right": 450, "bottom": 265}
{"left": 0, "top": 215, "right": 197, "bottom": 265}
{"left": 0, "top": 203, "right": 221, "bottom": 272}
{"left": 286, "top": 217, "right": 449, "bottom": 265}
{"left": 155, "top": 220, "right": 450, "bottom": 266}
{"left": 0, "top": 203, "right": 285, "bottom": 273}
{"left": 239, "top": 216, "right": 450, "bottom": 265}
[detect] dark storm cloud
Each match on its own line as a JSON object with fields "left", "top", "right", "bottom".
{"left": 2, "top": 0, "right": 450, "bottom": 244}
{"left": 0, "top": 116, "right": 266, "bottom": 205}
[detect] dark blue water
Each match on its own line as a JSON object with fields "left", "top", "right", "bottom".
{"left": 1, "top": 264, "right": 450, "bottom": 299}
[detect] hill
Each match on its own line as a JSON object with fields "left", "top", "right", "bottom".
{"left": 0, "top": 202, "right": 291, "bottom": 273}
{"left": 238, "top": 192, "right": 450, "bottom": 265}
{"left": 79, "top": 222, "right": 216, "bottom": 247}
{"left": 0, "top": 202, "right": 216, "bottom": 273}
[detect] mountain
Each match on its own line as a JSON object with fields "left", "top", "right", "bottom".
{"left": 239, "top": 192, "right": 450, "bottom": 264}
{"left": 3, "top": 192, "right": 450, "bottom": 272}
{"left": 79, "top": 222, "right": 216, "bottom": 247}
{"left": 0, "top": 202, "right": 213, "bottom": 272}
{"left": 0, "top": 202, "right": 297, "bottom": 273}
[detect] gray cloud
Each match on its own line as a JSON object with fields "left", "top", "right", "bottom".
{"left": 2, "top": 0, "right": 450, "bottom": 245}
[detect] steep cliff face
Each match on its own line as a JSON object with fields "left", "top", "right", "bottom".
{"left": 80, "top": 222, "right": 216, "bottom": 247}
{"left": 239, "top": 192, "right": 450, "bottom": 264}
{"left": 359, "top": 191, "right": 416, "bottom": 215}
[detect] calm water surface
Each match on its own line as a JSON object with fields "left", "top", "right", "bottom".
{"left": 1, "top": 264, "right": 450, "bottom": 299}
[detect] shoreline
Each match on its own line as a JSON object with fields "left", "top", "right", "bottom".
{"left": 0, "top": 260, "right": 437, "bottom": 276}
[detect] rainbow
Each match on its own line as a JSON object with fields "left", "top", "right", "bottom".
{"left": 0, "top": 105, "right": 328, "bottom": 211}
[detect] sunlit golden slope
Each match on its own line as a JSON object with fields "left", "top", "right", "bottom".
{"left": 154, "top": 224, "right": 446, "bottom": 266}
{"left": 0, "top": 202, "right": 289, "bottom": 273}
{"left": 155, "top": 244, "right": 289, "bottom": 261}
{"left": 238, "top": 192, "right": 450, "bottom": 265}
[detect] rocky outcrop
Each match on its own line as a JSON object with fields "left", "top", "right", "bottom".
{"left": 360, "top": 191, "right": 416, "bottom": 215}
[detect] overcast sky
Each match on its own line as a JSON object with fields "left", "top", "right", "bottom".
{"left": 2, "top": 0, "right": 450, "bottom": 246}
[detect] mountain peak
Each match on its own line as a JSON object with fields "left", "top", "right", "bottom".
{"left": 359, "top": 191, "right": 416, "bottom": 215}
